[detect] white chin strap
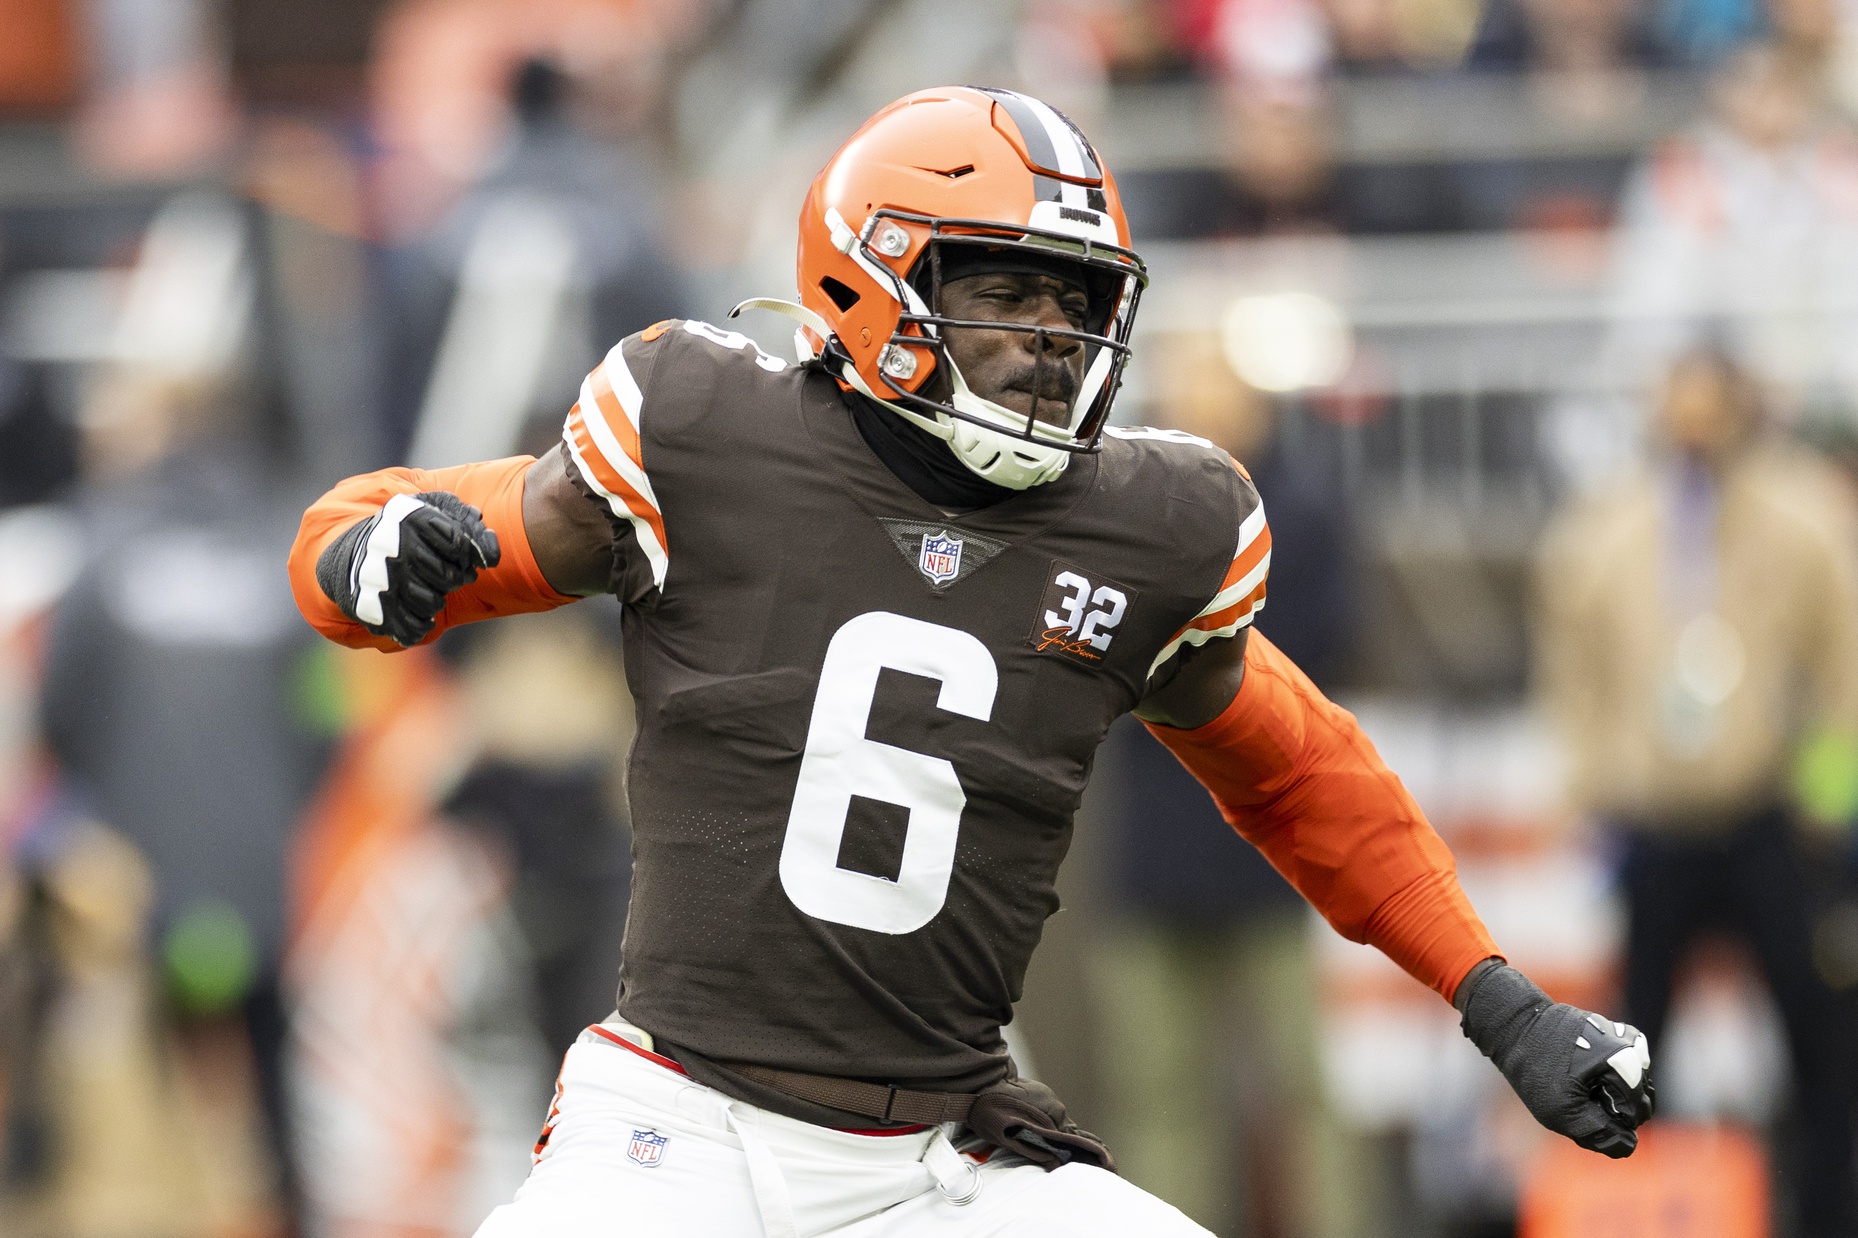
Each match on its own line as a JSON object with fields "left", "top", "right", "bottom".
{"left": 730, "top": 298, "right": 1071, "bottom": 492}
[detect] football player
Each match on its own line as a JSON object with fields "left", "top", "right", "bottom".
{"left": 287, "top": 88, "right": 1652, "bottom": 1236}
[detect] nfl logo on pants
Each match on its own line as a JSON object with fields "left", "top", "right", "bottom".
{"left": 919, "top": 531, "right": 963, "bottom": 585}
{"left": 628, "top": 1128, "right": 669, "bottom": 1167}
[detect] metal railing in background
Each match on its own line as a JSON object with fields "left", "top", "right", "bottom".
{"left": 1095, "top": 72, "right": 1706, "bottom": 173}
{"left": 1131, "top": 232, "right": 1632, "bottom": 697}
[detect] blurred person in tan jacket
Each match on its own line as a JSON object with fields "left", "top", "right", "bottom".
{"left": 1536, "top": 343, "right": 1858, "bottom": 1236}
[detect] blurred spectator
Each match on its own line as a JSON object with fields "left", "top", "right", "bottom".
{"left": 1121, "top": 78, "right": 1345, "bottom": 238}
{"left": 4, "top": 798, "right": 281, "bottom": 1236}
{"left": 1181, "top": 0, "right": 1485, "bottom": 74}
{"left": 1450, "top": 0, "right": 1660, "bottom": 240}
{"left": 1657, "top": 0, "right": 1764, "bottom": 64}
{"left": 437, "top": 604, "right": 634, "bottom": 1059}
{"left": 1466, "top": 0, "right": 1668, "bottom": 72}
{"left": 1014, "top": 0, "right": 1200, "bottom": 83}
{"left": 1321, "top": 0, "right": 1481, "bottom": 71}
{"left": 1606, "top": 43, "right": 1858, "bottom": 427}
{"left": 21, "top": 185, "right": 337, "bottom": 1229}
{"left": 1767, "top": 0, "right": 1845, "bottom": 67}
{"left": 387, "top": 56, "right": 688, "bottom": 466}
{"left": 0, "top": 353, "right": 76, "bottom": 512}
{"left": 1204, "top": 0, "right": 1336, "bottom": 88}
{"left": 1091, "top": 331, "right": 1362, "bottom": 1238}
{"left": 287, "top": 646, "right": 548, "bottom": 1237}
{"left": 245, "top": 117, "right": 391, "bottom": 488}
{"left": 370, "top": 0, "right": 700, "bottom": 242}
{"left": 37, "top": 362, "right": 328, "bottom": 1227}
{"left": 224, "top": 0, "right": 386, "bottom": 109}
{"left": 74, "top": 0, "right": 237, "bottom": 178}
{"left": 0, "top": 0, "right": 81, "bottom": 115}
{"left": 1535, "top": 344, "right": 1858, "bottom": 1236}
{"left": 286, "top": 606, "right": 632, "bottom": 1236}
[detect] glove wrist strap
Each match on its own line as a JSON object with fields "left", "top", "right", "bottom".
{"left": 1459, "top": 962, "right": 1553, "bottom": 1067}
{"left": 316, "top": 514, "right": 378, "bottom": 623}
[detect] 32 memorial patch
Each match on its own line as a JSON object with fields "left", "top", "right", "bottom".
{"left": 1030, "top": 561, "right": 1135, "bottom": 664}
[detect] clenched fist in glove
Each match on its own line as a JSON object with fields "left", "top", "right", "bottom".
{"left": 1457, "top": 960, "right": 1654, "bottom": 1158}
{"left": 315, "top": 491, "right": 500, "bottom": 647}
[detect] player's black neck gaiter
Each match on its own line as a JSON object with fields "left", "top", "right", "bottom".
{"left": 848, "top": 394, "right": 1014, "bottom": 511}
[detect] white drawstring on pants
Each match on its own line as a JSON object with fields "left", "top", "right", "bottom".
{"left": 726, "top": 1107, "right": 984, "bottom": 1238}
{"left": 922, "top": 1129, "right": 983, "bottom": 1205}
{"left": 728, "top": 1104, "right": 801, "bottom": 1238}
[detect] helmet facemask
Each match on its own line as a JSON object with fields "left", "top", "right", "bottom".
{"left": 844, "top": 209, "right": 1147, "bottom": 490}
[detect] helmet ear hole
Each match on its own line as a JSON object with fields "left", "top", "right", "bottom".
{"left": 820, "top": 276, "right": 861, "bottom": 312}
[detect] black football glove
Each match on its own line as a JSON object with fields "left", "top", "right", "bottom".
{"left": 1458, "top": 961, "right": 1654, "bottom": 1158}
{"left": 315, "top": 491, "right": 499, "bottom": 647}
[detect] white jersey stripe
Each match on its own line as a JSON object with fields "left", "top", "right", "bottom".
{"left": 1148, "top": 493, "right": 1271, "bottom": 679}
{"left": 1198, "top": 550, "right": 1272, "bottom": 619}
{"left": 578, "top": 371, "right": 663, "bottom": 515}
{"left": 562, "top": 423, "right": 668, "bottom": 588}
{"left": 1145, "top": 599, "right": 1267, "bottom": 680}
{"left": 1235, "top": 500, "right": 1269, "bottom": 558}
{"left": 1183, "top": 499, "right": 1270, "bottom": 619}
{"left": 602, "top": 340, "right": 645, "bottom": 430}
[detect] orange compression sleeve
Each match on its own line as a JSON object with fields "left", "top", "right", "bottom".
{"left": 1144, "top": 632, "right": 1500, "bottom": 1003}
{"left": 287, "top": 455, "right": 578, "bottom": 652}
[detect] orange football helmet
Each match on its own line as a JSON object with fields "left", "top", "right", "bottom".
{"left": 738, "top": 86, "right": 1147, "bottom": 489}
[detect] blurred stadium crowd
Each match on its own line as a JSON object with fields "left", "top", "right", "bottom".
{"left": 2, "top": 0, "right": 1858, "bottom": 1236}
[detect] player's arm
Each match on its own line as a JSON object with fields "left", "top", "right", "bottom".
{"left": 1135, "top": 613, "right": 1653, "bottom": 1158}
{"left": 1134, "top": 631, "right": 1498, "bottom": 997}
{"left": 286, "top": 447, "right": 608, "bottom": 652}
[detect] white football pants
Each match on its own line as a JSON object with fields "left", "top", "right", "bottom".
{"left": 475, "top": 1026, "right": 1211, "bottom": 1237}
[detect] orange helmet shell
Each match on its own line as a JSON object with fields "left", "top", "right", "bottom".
{"left": 796, "top": 86, "right": 1139, "bottom": 407}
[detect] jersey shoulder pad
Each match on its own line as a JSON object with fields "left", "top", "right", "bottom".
{"left": 560, "top": 325, "right": 687, "bottom": 597}
{"left": 1100, "top": 427, "right": 1269, "bottom": 678}
{"left": 558, "top": 319, "right": 800, "bottom": 600}
{"left": 672, "top": 314, "right": 795, "bottom": 371}
{"left": 1101, "top": 424, "right": 1259, "bottom": 516}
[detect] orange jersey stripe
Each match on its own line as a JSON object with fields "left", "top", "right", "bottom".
{"left": 1187, "top": 582, "right": 1268, "bottom": 633}
{"left": 1222, "top": 524, "right": 1272, "bottom": 589}
{"left": 568, "top": 408, "right": 668, "bottom": 556}
{"left": 588, "top": 362, "right": 646, "bottom": 473}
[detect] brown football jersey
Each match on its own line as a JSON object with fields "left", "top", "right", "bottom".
{"left": 560, "top": 319, "right": 1269, "bottom": 1125}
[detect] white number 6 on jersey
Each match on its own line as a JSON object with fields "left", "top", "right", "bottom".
{"left": 780, "top": 611, "right": 998, "bottom": 934}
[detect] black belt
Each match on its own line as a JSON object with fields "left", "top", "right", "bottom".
{"left": 722, "top": 1061, "right": 975, "bottom": 1125}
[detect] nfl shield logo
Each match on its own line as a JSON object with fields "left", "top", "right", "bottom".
{"left": 919, "top": 532, "right": 963, "bottom": 585}
{"left": 627, "top": 1128, "right": 669, "bottom": 1168}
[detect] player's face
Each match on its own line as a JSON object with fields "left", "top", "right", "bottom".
{"left": 938, "top": 272, "right": 1090, "bottom": 427}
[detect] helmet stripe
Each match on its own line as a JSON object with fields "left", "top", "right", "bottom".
{"left": 1015, "top": 93, "right": 1098, "bottom": 180}
{"left": 976, "top": 88, "right": 1101, "bottom": 198}
{"left": 985, "top": 90, "right": 1059, "bottom": 174}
